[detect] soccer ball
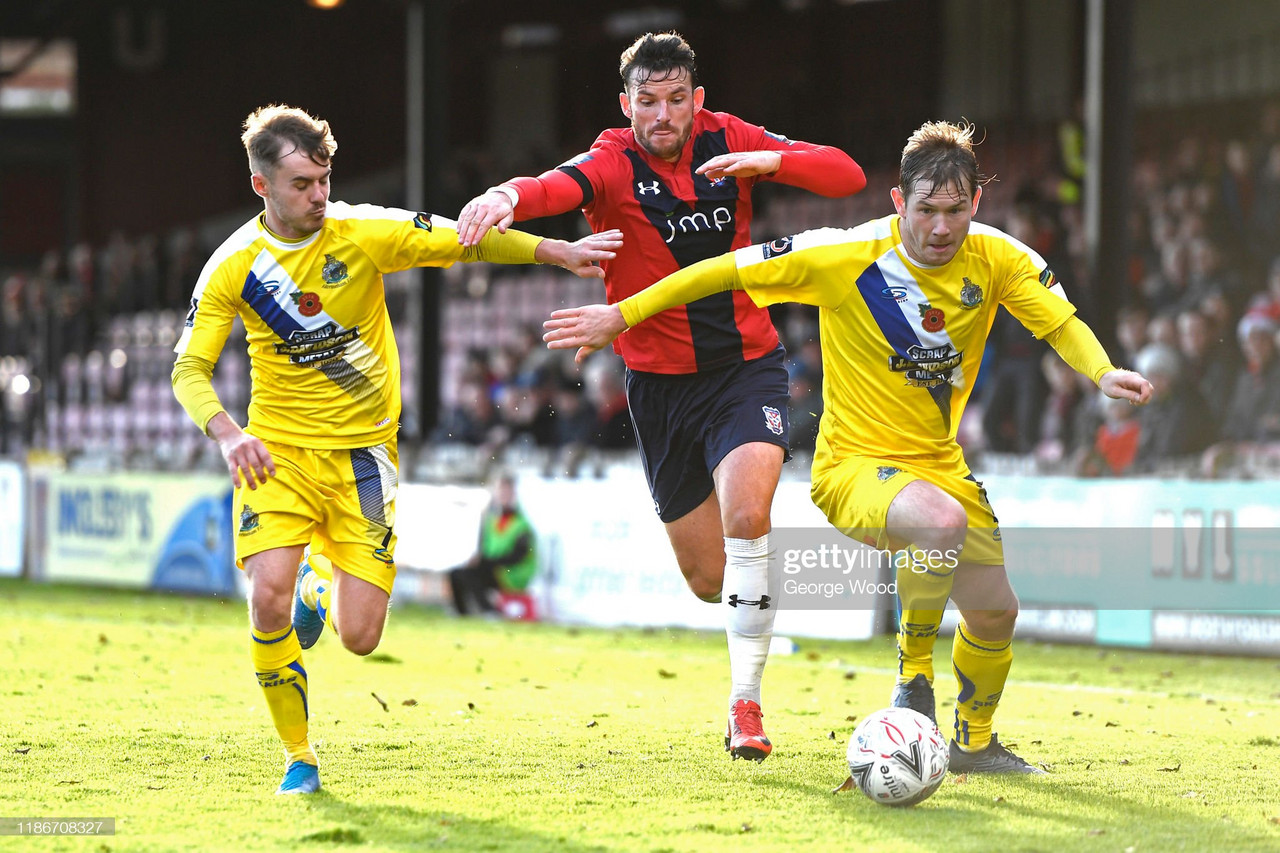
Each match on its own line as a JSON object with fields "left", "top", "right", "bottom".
{"left": 846, "top": 706, "right": 949, "bottom": 807}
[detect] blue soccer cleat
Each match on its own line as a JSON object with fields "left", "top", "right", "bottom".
{"left": 292, "top": 557, "right": 325, "bottom": 650}
{"left": 276, "top": 760, "right": 321, "bottom": 795}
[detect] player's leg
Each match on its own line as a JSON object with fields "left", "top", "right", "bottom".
{"left": 245, "top": 544, "right": 321, "bottom": 795}
{"left": 947, "top": 563, "right": 1042, "bottom": 772}
{"left": 662, "top": 494, "right": 726, "bottom": 601}
{"left": 712, "top": 441, "right": 784, "bottom": 761}
{"left": 883, "top": 479, "right": 966, "bottom": 722}
{"left": 328, "top": 568, "right": 391, "bottom": 656}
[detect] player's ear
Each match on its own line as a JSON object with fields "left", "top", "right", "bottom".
{"left": 692, "top": 86, "right": 705, "bottom": 114}
{"left": 619, "top": 91, "right": 632, "bottom": 120}
{"left": 970, "top": 184, "right": 982, "bottom": 216}
{"left": 890, "top": 186, "right": 906, "bottom": 216}
{"left": 250, "top": 172, "right": 270, "bottom": 200}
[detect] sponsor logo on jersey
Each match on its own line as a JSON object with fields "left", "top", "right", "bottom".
{"left": 275, "top": 323, "right": 361, "bottom": 365}
{"left": 372, "top": 547, "right": 395, "bottom": 565}
{"left": 762, "top": 405, "right": 784, "bottom": 435}
{"left": 960, "top": 277, "right": 983, "bottom": 309}
{"left": 413, "top": 212, "right": 433, "bottom": 231}
{"left": 663, "top": 206, "right": 734, "bottom": 244}
{"left": 762, "top": 237, "right": 794, "bottom": 259}
{"left": 888, "top": 344, "right": 962, "bottom": 388}
{"left": 321, "top": 253, "right": 349, "bottom": 286}
{"left": 881, "top": 286, "right": 909, "bottom": 302}
{"left": 636, "top": 180, "right": 661, "bottom": 196}
{"left": 918, "top": 303, "right": 946, "bottom": 332}
{"left": 876, "top": 465, "right": 901, "bottom": 481}
{"left": 252, "top": 280, "right": 281, "bottom": 297}
{"left": 239, "top": 504, "right": 260, "bottom": 534}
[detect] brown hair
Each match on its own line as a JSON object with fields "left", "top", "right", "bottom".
{"left": 241, "top": 104, "right": 336, "bottom": 178}
{"left": 899, "top": 121, "right": 985, "bottom": 199}
{"left": 619, "top": 31, "right": 696, "bottom": 90}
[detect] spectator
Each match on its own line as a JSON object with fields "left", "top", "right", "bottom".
{"left": 1131, "top": 342, "right": 1216, "bottom": 472}
{"left": 1114, "top": 303, "right": 1150, "bottom": 368}
{"left": 1077, "top": 391, "right": 1142, "bottom": 477}
{"left": 1036, "top": 352, "right": 1096, "bottom": 469}
{"left": 1176, "top": 307, "right": 1236, "bottom": 418}
{"left": 1219, "top": 314, "right": 1280, "bottom": 443}
{"left": 448, "top": 472, "right": 538, "bottom": 617}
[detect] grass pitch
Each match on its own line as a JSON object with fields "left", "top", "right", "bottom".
{"left": 2, "top": 578, "right": 1278, "bottom": 852}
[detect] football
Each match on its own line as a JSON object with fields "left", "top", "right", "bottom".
{"left": 845, "top": 707, "right": 949, "bottom": 807}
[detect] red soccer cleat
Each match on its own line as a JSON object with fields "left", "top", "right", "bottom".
{"left": 725, "top": 699, "right": 773, "bottom": 762}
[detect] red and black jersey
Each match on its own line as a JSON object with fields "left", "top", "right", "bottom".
{"left": 505, "top": 110, "right": 865, "bottom": 374}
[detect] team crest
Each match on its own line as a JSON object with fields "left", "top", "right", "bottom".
{"left": 960, "top": 277, "right": 983, "bottom": 310}
{"left": 876, "top": 466, "right": 901, "bottom": 481}
{"left": 239, "top": 504, "right": 260, "bottom": 534}
{"left": 762, "top": 237, "right": 794, "bottom": 259}
{"left": 762, "top": 405, "right": 784, "bottom": 436}
{"left": 413, "top": 212, "right": 433, "bottom": 231}
{"left": 918, "top": 303, "right": 946, "bottom": 332}
{"left": 321, "top": 253, "right": 348, "bottom": 285}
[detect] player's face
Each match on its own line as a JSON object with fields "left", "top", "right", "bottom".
{"left": 620, "top": 69, "right": 704, "bottom": 163}
{"left": 891, "top": 179, "right": 981, "bottom": 267}
{"left": 253, "top": 149, "right": 331, "bottom": 239}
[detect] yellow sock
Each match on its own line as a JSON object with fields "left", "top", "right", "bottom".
{"left": 894, "top": 546, "right": 957, "bottom": 684}
{"left": 250, "top": 624, "right": 315, "bottom": 767}
{"left": 302, "top": 552, "right": 337, "bottom": 637}
{"left": 951, "top": 620, "right": 1012, "bottom": 752}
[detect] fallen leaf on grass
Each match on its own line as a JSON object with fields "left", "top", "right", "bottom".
{"left": 1119, "top": 758, "right": 1131, "bottom": 765}
{"left": 827, "top": 731, "right": 836, "bottom": 740}
{"left": 57, "top": 779, "right": 82, "bottom": 785}
{"left": 1105, "top": 721, "right": 1120, "bottom": 727}
{"left": 1181, "top": 791, "right": 1201, "bottom": 799}
{"left": 13, "top": 747, "right": 30, "bottom": 754}
{"left": 993, "top": 796, "right": 1005, "bottom": 803}
{"left": 843, "top": 670, "right": 857, "bottom": 680}
{"left": 98, "top": 633, "right": 109, "bottom": 645}
{"left": 657, "top": 669, "right": 677, "bottom": 679}
{"left": 467, "top": 702, "right": 476, "bottom": 711}
{"left": 1087, "top": 829, "right": 1106, "bottom": 837}
{"left": 740, "top": 823, "right": 754, "bottom": 833}
{"left": 147, "top": 785, "right": 165, "bottom": 790}
{"left": 833, "top": 776, "right": 855, "bottom": 794}
{"left": 845, "top": 715, "right": 858, "bottom": 723}
{"left": 1158, "top": 763, "right": 1181, "bottom": 772}
{"left": 586, "top": 721, "right": 598, "bottom": 728}
{"left": 952, "top": 774, "right": 969, "bottom": 784}
{"left": 402, "top": 699, "right": 418, "bottom": 707}
{"left": 371, "top": 692, "right": 388, "bottom": 712}
{"left": 1268, "top": 816, "right": 1280, "bottom": 825}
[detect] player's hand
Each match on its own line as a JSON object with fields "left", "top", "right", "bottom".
{"left": 543, "top": 304, "right": 628, "bottom": 365}
{"left": 1100, "top": 368, "right": 1154, "bottom": 406}
{"left": 538, "top": 230, "right": 623, "bottom": 279}
{"left": 456, "top": 189, "right": 516, "bottom": 247}
{"left": 217, "top": 430, "right": 276, "bottom": 490}
{"left": 696, "top": 150, "right": 783, "bottom": 182}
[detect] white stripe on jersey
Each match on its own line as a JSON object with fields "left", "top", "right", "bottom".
{"left": 876, "top": 246, "right": 968, "bottom": 391}
{"left": 326, "top": 200, "right": 457, "bottom": 233}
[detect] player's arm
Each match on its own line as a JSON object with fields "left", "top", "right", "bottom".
{"left": 456, "top": 168, "right": 588, "bottom": 247}
{"left": 697, "top": 123, "right": 866, "bottom": 197}
{"left": 463, "top": 224, "right": 621, "bottom": 279}
{"left": 544, "top": 253, "right": 740, "bottom": 364}
{"left": 1044, "top": 316, "right": 1153, "bottom": 404}
{"left": 171, "top": 354, "right": 275, "bottom": 489}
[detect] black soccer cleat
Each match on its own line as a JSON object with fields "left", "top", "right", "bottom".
{"left": 890, "top": 673, "right": 937, "bottom": 725}
{"left": 948, "top": 734, "right": 1046, "bottom": 774}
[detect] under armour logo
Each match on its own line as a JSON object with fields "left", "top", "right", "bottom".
{"left": 636, "top": 180, "right": 661, "bottom": 196}
{"left": 728, "top": 594, "right": 771, "bottom": 610}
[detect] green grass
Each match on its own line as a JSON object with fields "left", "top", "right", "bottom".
{"left": 2, "top": 578, "right": 1279, "bottom": 852}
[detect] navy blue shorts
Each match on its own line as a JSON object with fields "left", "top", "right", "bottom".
{"left": 625, "top": 346, "right": 791, "bottom": 523}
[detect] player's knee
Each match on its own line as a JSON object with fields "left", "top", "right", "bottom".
{"left": 339, "top": 624, "right": 383, "bottom": 656}
{"left": 686, "top": 572, "right": 723, "bottom": 603}
{"left": 966, "top": 603, "right": 1018, "bottom": 639}
{"left": 249, "top": 589, "right": 290, "bottom": 632}
{"left": 721, "top": 503, "right": 771, "bottom": 540}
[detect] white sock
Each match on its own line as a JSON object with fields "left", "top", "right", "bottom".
{"left": 724, "top": 533, "right": 778, "bottom": 708}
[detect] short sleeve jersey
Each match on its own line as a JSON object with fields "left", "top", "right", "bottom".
{"left": 732, "top": 217, "right": 1076, "bottom": 474}
{"left": 174, "top": 202, "right": 463, "bottom": 449}
{"left": 559, "top": 110, "right": 799, "bottom": 373}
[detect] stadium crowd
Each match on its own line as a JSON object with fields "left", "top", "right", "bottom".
{"left": 3, "top": 102, "right": 1280, "bottom": 480}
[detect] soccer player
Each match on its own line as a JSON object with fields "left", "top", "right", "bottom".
{"left": 454, "top": 32, "right": 866, "bottom": 761}
{"left": 541, "top": 120, "right": 1154, "bottom": 773}
{"left": 171, "top": 105, "right": 620, "bottom": 795}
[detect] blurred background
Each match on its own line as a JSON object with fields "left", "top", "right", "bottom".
{"left": 2, "top": 0, "right": 1278, "bottom": 651}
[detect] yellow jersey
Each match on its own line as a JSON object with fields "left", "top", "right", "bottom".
{"left": 174, "top": 202, "right": 538, "bottom": 449}
{"left": 733, "top": 215, "right": 1076, "bottom": 475}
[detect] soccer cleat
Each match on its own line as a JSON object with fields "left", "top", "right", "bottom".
{"left": 948, "top": 734, "right": 1046, "bottom": 774}
{"left": 890, "top": 673, "right": 937, "bottom": 724}
{"left": 724, "top": 699, "right": 772, "bottom": 762}
{"left": 292, "top": 558, "right": 325, "bottom": 651}
{"left": 276, "top": 760, "right": 321, "bottom": 794}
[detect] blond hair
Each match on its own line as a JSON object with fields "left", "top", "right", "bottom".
{"left": 241, "top": 104, "right": 336, "bottom": 178}
{"left": 899, "top": 120, "right": 984, "bottom": 198}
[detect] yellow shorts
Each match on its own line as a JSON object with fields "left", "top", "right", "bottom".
{"left": 234, "top": 438, "right": 399, "bottom": 594}
{"left": 810, "top": 456, "right": 1004, "bottom": 565}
